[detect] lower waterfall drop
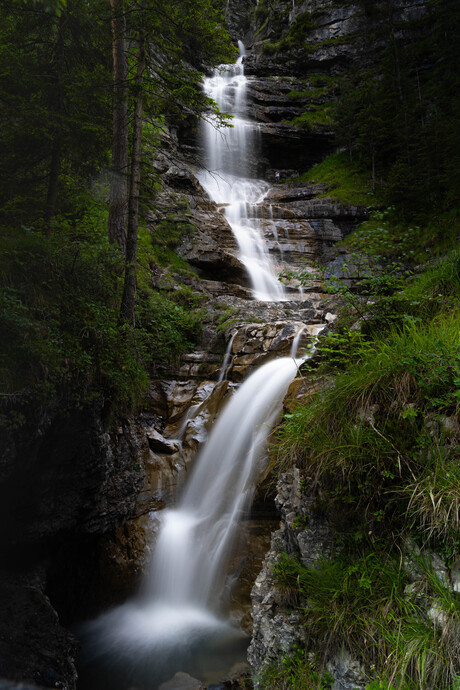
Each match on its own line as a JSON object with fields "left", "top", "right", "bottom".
{"left": 77, "top": 358, "right": 303, "bottom": 689}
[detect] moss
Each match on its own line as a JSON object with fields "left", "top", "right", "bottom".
{"left": 262, "top": 10, "right": 316, "bottom": 55}
{"left": 292, "top": 151, "right": 382, "bottom": 206}
{"left": 285, "top": 105, "right": 335, "bottom": 131}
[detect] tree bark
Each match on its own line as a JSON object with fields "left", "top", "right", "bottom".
{"left": 119, "top": 29, "right": 145, "bottom": 325}
{"left": 44, "top": 132, "right": 61, "bottom": 233}
{"left": 44, "top": 13, "right": 65, "bottom": 233}
{"left": 108, "top": 0, "right": 129, "bottom": 253}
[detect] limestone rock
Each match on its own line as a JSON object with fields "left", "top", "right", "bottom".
{"left": 327, "top": 650, "right": 367, "bottom": 690}
{"left": 248, "top": 469, "right": 334, "bottom": 676}
{"left": 0, "top": 573, "right": 78, "bottom": 690}
{"left": 146, "top": 428, "right": 180, "bottom": 455}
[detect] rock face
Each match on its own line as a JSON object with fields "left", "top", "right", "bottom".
{"left": 248, "top": 469, "right": 368, "bottom": 690}
{"left": 245, "top": 0, "right": 428, "bottom": 80}
{"left": 0, "top": 399, "right": 147, "bottom": 688}
{"left": 0, "top": 572, "right": 78, "bottom": 690}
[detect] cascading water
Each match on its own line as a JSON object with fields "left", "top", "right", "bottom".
{"left": 77, "top": 43, "right": 310, "bottom": 690}
{"left": 77, "top": 359, "right": 303, "bottom": 689}
{"left": 196, "top": 43, "right": 285, "bottom": 301}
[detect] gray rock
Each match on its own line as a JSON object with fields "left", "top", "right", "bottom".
{"left": 248, "top": 469, "right": 334, "bottom": 678}
{"left": 0, "top": 574, "right": 78, "bottom": 689}
{"left": 327, "top": 649, "right": 367, "bottom": 690}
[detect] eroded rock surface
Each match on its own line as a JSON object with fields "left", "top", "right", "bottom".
{"left": 248, "top": 469, "right": 368, "bottom": 690}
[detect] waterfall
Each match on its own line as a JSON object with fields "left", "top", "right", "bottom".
{"left": 77, "top": 43, "right": 306, "bottom": 690}
{"left": 291, "top": 325, "right": 306, "bottom": 358}
{"left": 78, "top": 358, "right": 303, "bottom": 689}
{"left": 145, "top": 357, "right": 301, "bottom": 611}
{"left": 197, "top": 44, "right": 285, "bottom": 301}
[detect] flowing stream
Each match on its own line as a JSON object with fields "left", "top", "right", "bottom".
{"left": 196, "top": 42, "right": 285, "bottom": 301}
{"left": 77, "top": 44, "right": 307, "bottom": 690}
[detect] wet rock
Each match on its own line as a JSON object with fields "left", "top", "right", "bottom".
{"left": 0, "top": 573, "right": 78, "bottom": 690}
{"left": 222, "top": 661, "right": 253, "bottom": 688}
{"left": 159, "top": 671, "right": 205, "bottom": 690}
{"left": 146, "top": 429, "right": 180, "bottom": 455}
{"left": 226, "top": 519, "right": 278, "bottom": 634}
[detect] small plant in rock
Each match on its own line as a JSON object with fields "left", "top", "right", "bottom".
{"left": 272, "top": 546, "right": 460, "bottom": 690}
{"left": 258, "top": 642, "right": 334, "bottom": 689}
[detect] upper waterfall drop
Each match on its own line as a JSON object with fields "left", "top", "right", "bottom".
{"left": 197, "top": 42, "right": 285, "bottom": 302}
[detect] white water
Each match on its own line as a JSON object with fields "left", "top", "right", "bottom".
{"left": 146, "top": 356, "right": 301, "bottom": 611}
{"left": 197, "top": 43, "right": 285, "bottom": 301}
{"left": 218, "top": 331, "right": 236, "bottom": 383}
{"left": 291, "top": 325, "right": 306, "bottom": 358}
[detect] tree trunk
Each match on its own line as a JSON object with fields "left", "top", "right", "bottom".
{"left": 44, "top": 13, "right": 65, "bottom": 233}
{"left": 44, "top": 132, "right": 61, "bottom": 233}
{"left": 119, "top": 30, "right": 145, "bottom": 325}
{"left": 371, "top": 139, "right": 376, "bottom": 194}
{"left": 108, "top": 0, "right": 129, "bottom": 253}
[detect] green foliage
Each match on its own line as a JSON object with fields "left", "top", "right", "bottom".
{"left": 277, "top": 312, "right": 460, "bottom": 548}
{"left": 292, "top": 152, "right": 381, "bottom": 206}
{"left": 0, "top": 0, "right": 112, "bottom": 224}
{"left": 258, "top": 644, "right": 334, "bottom": 689}
{"left": 334, "top": 2, "right": 460, "bottom": 216}
{"left": 148, "top": 214, "right": 196, "bottom": 269}
{"left": 262, "top": 11, "right": 316, "bottom": 57}
{"left": 285, "top": 105, "right": 334, "bottom": 132}
{"left": 213, "top": 306, "right": 239, "bottom": 333}
{"left": 402, "top": 250, "right": 460, "bottom": 318}
{"left": 0, "top": 0, "right": 234, "bottom": 415}
{"left": 272, "top": 548, "right": 460, "bottom": 689}
{"left": 137, "top": 290, "right": 203, "bottom": 366}
{"left": 0, "top": 201, "right": 204, "bottom": 417}
{"left": 312, "top": 329, "right": 375, "bottom": 371}
{"left": 0, "top": 209, "right": 147, "bottom": 409}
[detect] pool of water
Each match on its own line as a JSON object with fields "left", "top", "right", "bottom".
{"left": 76, "top": 602, "right": 249, "bottom": 689}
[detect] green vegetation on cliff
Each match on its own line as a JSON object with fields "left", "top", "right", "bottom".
{"left": 271, "top": 199, "right": 460, "bottom": 687}
{"left": 334, "top": 0, "right": 460, "bottom": 216}
{"left": 259, "top": 3, "right": 460, "bottom": 684}
{"left": 0, "top": 0, "right": 233, "bottom": 418}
